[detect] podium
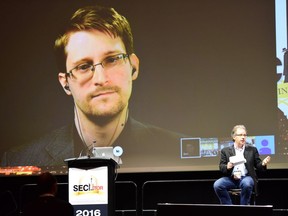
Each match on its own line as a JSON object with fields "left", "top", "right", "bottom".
{"left": 65, "top": 157, "right": 118, "bottom": 216}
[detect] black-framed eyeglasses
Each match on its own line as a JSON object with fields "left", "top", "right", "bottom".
{"left": 66, "top": 53, "right": 129, "bottom": 81}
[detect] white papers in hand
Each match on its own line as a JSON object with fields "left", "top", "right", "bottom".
{"left": 229, "top": 155, "right": 246, "bottom": 165}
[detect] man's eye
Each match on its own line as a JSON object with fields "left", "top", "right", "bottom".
{"left": 76, "top": 63, "right": 92, "bottom": 71}
{"left": 105, "top": 55, "right": 120, "bottom": 64}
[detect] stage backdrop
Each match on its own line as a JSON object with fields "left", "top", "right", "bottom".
{"left": 0, "top": 0, "right": 286, "bottom": 174}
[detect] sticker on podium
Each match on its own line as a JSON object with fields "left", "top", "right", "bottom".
{"left": 68, "top": 167, "right": 108, "bottom": 215}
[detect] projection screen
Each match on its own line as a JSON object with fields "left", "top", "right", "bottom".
{"left": 0, "top": 0, "right": 287, "bottom": 175}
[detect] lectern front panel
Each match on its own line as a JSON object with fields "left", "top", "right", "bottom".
{"left": 66, "top": 158, "right": 116, "bottom": 216}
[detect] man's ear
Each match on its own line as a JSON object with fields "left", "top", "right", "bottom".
{"left": 129, "top": 53, "right": 139, "bottom": 80}
{"left": 58, "top": 73, "right": 72, "bottom": 95}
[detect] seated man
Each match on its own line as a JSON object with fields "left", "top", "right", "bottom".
{"left": 213, "top": 125, "right": 271, "bottom": 205}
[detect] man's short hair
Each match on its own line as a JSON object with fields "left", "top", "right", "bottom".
{"left": 231, "top": 125, "right": 247, "bottom": 140}
{"left": 37, "top": 172, "right": 57, "bottom": 194}
{"left": 54, "top": 5, "right": 134, "bottom": 73}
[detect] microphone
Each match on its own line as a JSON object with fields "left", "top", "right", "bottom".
{"left": 91, "top": 141, "right": 97, "bottom": 157}
{"left": 78, "top": 146, "right": 90, "bottom": 159}
{"left": 84, "top": 145, "right": 92, "bottom": 159}
{"left": 74, "top": 104, "right": 94, "bottom": 159}
{"left": 87, "top": 140, "right": 97, "bottom": 158}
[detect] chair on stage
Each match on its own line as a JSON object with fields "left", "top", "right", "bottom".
{"left": 115, "top": 181, "right": 138, "bottom": 216}
{"left": 228, "top": 188, "right": 256, "bottom": 205}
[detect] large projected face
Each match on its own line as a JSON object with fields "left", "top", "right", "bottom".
{"left": 0, "top": 0, "right": 286, "bottom": 175}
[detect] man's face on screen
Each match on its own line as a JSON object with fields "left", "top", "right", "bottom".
{"left": 62, "top": 30, "right": 138, "bottom": 118}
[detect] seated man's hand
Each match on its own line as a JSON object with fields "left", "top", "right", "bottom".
{"left": 227, "top": 162, "right": 233, "bottom": 170}
{"left": 262, "top": 156, "right": 271, "bottom": 166}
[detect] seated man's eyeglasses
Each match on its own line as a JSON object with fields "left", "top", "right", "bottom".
{"left": 66, "top": 53, "right": 129, "bottom": 81}
{"left": 235, "top": 134, "right": 247, "bottom": 137}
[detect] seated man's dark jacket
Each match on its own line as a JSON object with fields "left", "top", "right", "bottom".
{"left": 218, "top": 144, "right": 267, "bottom": 195}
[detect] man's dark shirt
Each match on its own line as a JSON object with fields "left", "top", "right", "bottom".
{"left": 1, "top": 117, "right": 188, "bottom": 170}
{"left": 22, "top": 195, "right": 74, "bottom": 216}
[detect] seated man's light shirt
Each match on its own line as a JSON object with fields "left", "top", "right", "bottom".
{"left": 233, "top": 146, "right": 247, "bottom": 176}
